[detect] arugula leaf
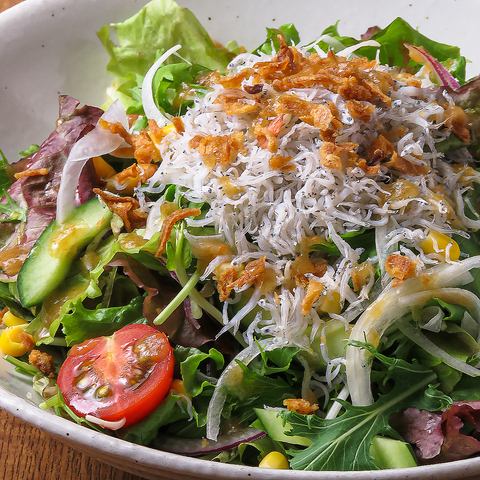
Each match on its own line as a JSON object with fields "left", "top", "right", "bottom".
{"left": 410, "top": 384, "right": 453, "bottom": 411}
{"left": 98, "top": 0, "right": 232, "bottom": 109}
{"left": 18, "top": 144, "right": 40, "bottom": 157}
{"left": 121, "top": 393, "right": 189, "bottom": 445}
{"left": 285, "top": 344, "right": 435, "bottom": 471}
{"left": 254, "top": 23, "right": 300, "bottom": 55}
{"left": 61, "top": 295, "right": 144, "bottom": 345}
{"left": 451, "top": 376, "right": 480, "bottom": 401}
{"left": 175, "top": 346, "right": 224, "bottom": 397}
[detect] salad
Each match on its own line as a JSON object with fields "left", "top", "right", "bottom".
{"left": 3, "top": 0, "right": 480, "bottom": 472}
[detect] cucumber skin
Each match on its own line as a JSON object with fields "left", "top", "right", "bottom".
{"left": 17, "top": 199, "right": 112, "bottom": 307}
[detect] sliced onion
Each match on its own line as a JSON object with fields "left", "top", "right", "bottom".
{"left": 155, "top": 427, "right": 265, "bottom": 456}
{"left": 56, "top": 101, "right": 128, "bottom": 223}
{"left": 405, "top": 43, "right": 460, "bottom": 90}
{"left": 141, "top": 44, "right": 182, "bottom": 127}
{"left": 84, "top": 415, "right": 126, "bottom": 430}
{"left": 336, "top": 40, "right": 380, "bottom": 58}
{"left": 418, "top": 305, "right": 444, "bottom": 333}
{"left": 398, "top": 318, "right": 480, "bottom": 377}
{"left": 346, "top": 257, "right": 480, "bottom": 406}
{"left": 101, "top": 99, "right": 129, "bottom": 131}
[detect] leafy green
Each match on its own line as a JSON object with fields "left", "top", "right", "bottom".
{"left": 0, "top": 193, "right": 26, "bottom": 223}
{"left": 359, "top": 18, "right": 466, "bottom": 82}
{"left": 121, "top": 393, "right": 189, "bottom": 445}
{"left": 254, "top": 23, "right": 300, "bottom": 55}
{"left": 451, "top": 376, "right": 480, "bottom": 401}
{"left": 0, "top": 149, "right": 12, "bottom": 195}
{"left": 61, "top": 295, "right": 144, "bottom": 345}
{"left": 3, "top": 355, "right": 41, "bottom": 377}
{"left": 311, "top": 22, "right": 357, "bottom": 53}
{"left": 314, "top": 18, "right": 466, "bottom": 82}
{"left": 285, "top": 343, "right": 435, "bottom": 471}
{"left": 411, "top": 384, "right": 453, "bottom": 411}
{"left": 311, "top": 229, "right": 375, "bottom": 261}
{"left": 175, "top": 346, "right": 224, "bottom": 397}
{"left": 18, "top": 144, "right": 40, "bottom": 157}
{"left": 41, "top": 389, "right": 102, "bottom": 432}
{"left": 0, "top": 282, "right": 31, "bottom": 319}
{"left": 27, "top": 237, "right": 121, "bottom": 344}
{"left": 98, "top": 0, "right": 232, "bottom": 109}
{"left": 128, "top": 63, "right": 210, "bottom": 116}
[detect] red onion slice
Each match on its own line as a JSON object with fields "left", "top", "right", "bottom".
{"left": 155, "top": 427, "right": 265, "bottom": 456}
{"left": 405, "top": 43, "right": 460, "bottom": 90}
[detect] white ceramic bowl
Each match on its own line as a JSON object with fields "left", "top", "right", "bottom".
{"left": 2, "top": 1, "right": 480, "bottom": 479}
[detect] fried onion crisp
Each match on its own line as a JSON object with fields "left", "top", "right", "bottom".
{"left": 28, "top": 349, "right": 55, "bottom": 378}
{"left": 385, "top": 253, "right": 416, "bottom": 282}
{"left": 130, "top": 130, "right": 161, "bottom": 164}
{"left": 445, "top": 105, "right": 471, "bottom": 144}
{"left": 385, "top": 152, "right": 429, "bottom": 175}
{"left": 269, "top": 154, "right": 294, "bottom": 172}
{"left": 301, "top": 279, "right": 324, "bottom": 315}
{"left": 93, "top": 188, "right": 148, "bottom": 232}
{"left": 319, "top": 141, "right": 359, "bottom": 170}
{"left": 215, "top": 263, "right": 240, "bottom": 301}
{"left": 106, "top": 163, "right": 157, "bottom": 195}
{"left": 345, "top": 99, "right": 375, "bottom": 122}
{"left": 190, "top": 132, "right": 244, "bottom": 169}
{"left": 155, "top": 207, "right": 202, "bottom": 257}
{"left": 228, "top": 257, "right": 266, "bottom": 291}
{"left": 14, "top": 168, "right": 50, "bottom": 179}
{"left": 283, "top": 398, "right": 319, "bottom": 414}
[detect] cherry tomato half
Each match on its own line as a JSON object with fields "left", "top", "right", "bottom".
{"left": 57, "top": 324, "right": 174, "bottom": 427}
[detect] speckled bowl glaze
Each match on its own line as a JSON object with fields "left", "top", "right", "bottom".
{"left": 2, "top": 1, "right": 480, "bottom": 478}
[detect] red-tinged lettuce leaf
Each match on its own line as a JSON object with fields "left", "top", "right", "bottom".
{"left": 0, "top": 96, "right": 102, "bottom": 280}
{"left": 395, "top": 401, "right": 480, "bottom": 463}
{"left": 440, "top": 401, "right": 480, "bottom": 461}
{"left": 392, "top": 408, "right": 443, "bottom": 460}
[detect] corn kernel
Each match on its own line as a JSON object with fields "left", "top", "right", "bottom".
{"left": 317, "top": 290, "right": 342, "bottom": 314}
{"left": 2, "top": 311, "right": 27, "bottom": 327}
{"left": 420, "top": 230, "right": 460, "bottom": 261}
{"left": 0, "top": 326, "right": 34, "bottom": 357}
{"left": 92, "top": 156, "right": 116, "bottom": 179}
{"left": 259, "top": 451, "right": 289, "bottom": 470}
{"left": 171, "top": 379, "right": 186, "bottom": 395}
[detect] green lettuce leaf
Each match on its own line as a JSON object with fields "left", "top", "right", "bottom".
{"left": 62, "top": 295, "right": 144, "bottom": 345}
{"left": 127, "top": 63, "right": 210, "bottom": 116}
{"left": 98, "top": 0, "right": 232, "bottom": 109}
{"left": 359, "top": 18, "right": 466, "bottom": 82}
{"left": 175, "top": 346, "right": 224, "bottom": 397}
{"left": 254, "top": 23, "right": 300, "bottom": 55}
{"left": 0, "top": 149, "right": 12, "bottom": 195}
{"left": 18, "top": 144, "right": 40, "bottom": 158}
{"left": 314, "top": 18, "right": 466, "bottom": 82}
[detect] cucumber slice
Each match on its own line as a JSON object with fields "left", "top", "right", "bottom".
{"left": 370, "top": 436, "right": 417, "bottom": 469}
{"left": 18, "top": 198, "right": 112, "bottom": 307}
{"left": 254, "top": 408, "right": 311, "bottom": 447}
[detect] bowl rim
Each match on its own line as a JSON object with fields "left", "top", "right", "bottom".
{"left": 2, "top": 0, "right": 480, "bottom": 479}
{"left": 3, "top": 382, "right": 480, "bottom": 480}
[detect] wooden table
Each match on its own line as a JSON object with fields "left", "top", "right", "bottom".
{"left": 0, "top": 7, "right": 139, "bottom": 480}
{"left": 0, "top": 410, "right": 141, "bottom": 480}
